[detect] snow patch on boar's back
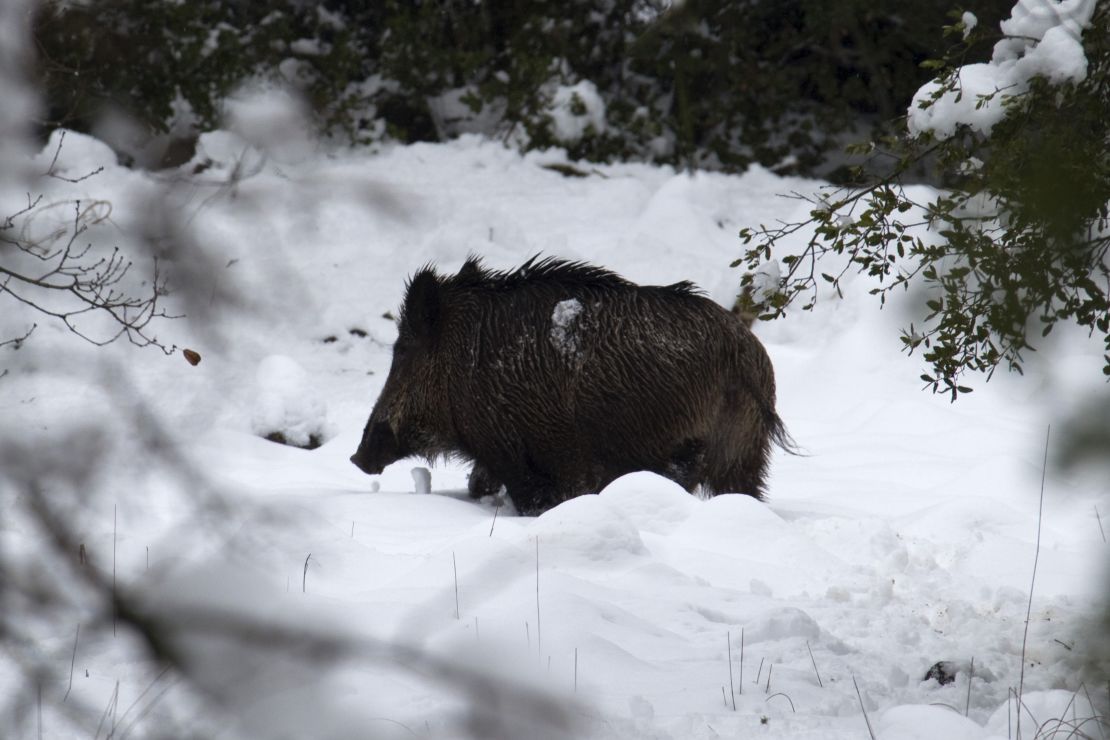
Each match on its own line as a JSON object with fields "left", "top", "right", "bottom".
{"left": 550, "top": 298, "right": 584, "bottom": 357}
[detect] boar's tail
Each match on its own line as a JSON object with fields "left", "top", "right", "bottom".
{"left": 764, "top": 406, "right": 802, "bottom": 456}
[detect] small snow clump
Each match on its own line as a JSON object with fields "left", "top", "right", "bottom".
{"left": 547, "top": 80, "right": 606, "bottom": 143}
{"left": 751, "top": 259, "right": 782, "bottom": 304}
{"left": 961, "top": 11, "right": 978, "bottom": 38}
{"left": 223, "top": 82, "right": 314, "bottom": 162}
{"left": 411, "top": 466, "right": 432, "bottom": 495}
{"left": 251, "top": 354, "right": 329, "bottom": 449}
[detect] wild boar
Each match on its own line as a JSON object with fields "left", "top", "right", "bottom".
{"left": 351, "top": 256, "right": 790, "bottom": 514}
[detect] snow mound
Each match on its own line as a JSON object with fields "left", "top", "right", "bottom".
{"left": 528, "top": 494, "right": 647, "bottom": 564}
{"left": 674, "top": 493, "right": 797, "bottom": 553}
{"left": 876, "top": 704, "right": 986, "bottom": 740}
{"left": 598, "top": 472, "right": 695, "bottom": 534}
{"left": 251, "top": 354, "right": 330, "bottom": 449}
{"left": 744, "top": 606, "right": 821, "bottom": 645}
{"left": 985, "top": 689, "right": 1099, "bottom": 737}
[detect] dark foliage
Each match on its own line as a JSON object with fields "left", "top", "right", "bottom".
{"left": 32, "top": 0, "right": 1013, "bottom": 175}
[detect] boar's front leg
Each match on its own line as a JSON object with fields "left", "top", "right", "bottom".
{"left": 467, "top": 462, "right": 505, "bottom": 499}
{"left": 490, "top": 463, "right": 562, "bottom": 516}
{"left": 468, "top": 463, "right": 559, "bottom": 514}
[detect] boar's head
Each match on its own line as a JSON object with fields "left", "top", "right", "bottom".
{"left": 350, "top": 268, "right": 453, "bottom": 475}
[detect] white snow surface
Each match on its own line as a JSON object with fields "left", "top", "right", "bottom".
{"left": 1, "top": 129, "right": 1108, "bottom": 739}
{"left": 907, "top": 0, "right": 1096, "bottom": 139}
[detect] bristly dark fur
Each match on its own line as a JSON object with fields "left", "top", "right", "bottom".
{"left": 450, "top": 255, "right": 702, "bottom": 297}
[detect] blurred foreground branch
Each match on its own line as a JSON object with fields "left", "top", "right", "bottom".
{"left": 0, "top": 363, "right": 579, "bottom": 740}
{"left": 0, "top": 131, "right": 179, "bottom": 354}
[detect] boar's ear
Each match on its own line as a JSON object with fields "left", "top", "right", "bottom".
{"left": 402, "top": 268, "right": 442, "bottom": 339}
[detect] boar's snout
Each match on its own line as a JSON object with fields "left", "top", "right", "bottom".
{"left": 350, "top": 419, "right": 405, "bottom": 476}
{"left": 349, "top": 451, "right": 384, "bottom": 475}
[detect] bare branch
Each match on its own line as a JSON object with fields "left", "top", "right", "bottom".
{"left": 0, "top": 322, "right": 35, "bottom": 350}
{"left": 41, "top": 130, "right": 104, "bottom": 184}
{"left": 1, "top": 173, "right": 179, "bottom": 354}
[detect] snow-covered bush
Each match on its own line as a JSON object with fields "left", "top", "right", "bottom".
{"left": 739, "top": 0, "right": 1110, "bottom": 399}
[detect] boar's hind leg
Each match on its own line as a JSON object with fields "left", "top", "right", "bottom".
{"left": 707, "top": 436, "right": 769, "bottom": 501}
{"left": 659, "top": 438, "right": 707, "bottom": 492}
{"left": 467, "top": 463, "right": 505, "bottom": 499}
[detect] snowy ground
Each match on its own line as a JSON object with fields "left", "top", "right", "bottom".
{"left": 1, "top": 130, "right": 1108, "bottom": 739}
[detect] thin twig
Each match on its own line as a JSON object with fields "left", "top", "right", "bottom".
{"left": 0, "top": 323, "right": 36, "bottom": 350}
{"left": 806, "top": 640, "right": 823, "bottom": 688}
{"left": 63, "top": 624, "right": 80, "bottom": 702}
{"left": 117, "top": 676, "right": 181, "bottom": 740}
{"left": 113, "top": 665, "right": 172, "bottom": 738}
{"left": 1080, "top": 683, "right": 1107, "bottom": 740}
{"left": 965, "top": 657, "right": 974, "bottom": 716}
{"left": 727, "top": 633, "right": 736, "bottom": 710}
{"left": 1009, "top": 687, "right": 1015, "bottom": 739}
{"left": 453, "top": 551, "right": 460, "bottom": 620}
{"left": 40, "top": 129, "right": 104, "bottom": 183}
{"left": 1012, "top": 689, "right": 1043, "bottom": 738}
{"left": 766, "top": 692, "right": 796, "bottom": 712}
{"left": 853, "top": 675, "right": 876, "bottom": 740}
{"left": 302, "top": 553, "right": 311, "bottom": 593}
{"left": 1096, "top": 505, "right": 1106, "bottom": 543}
{"left": 489, "top": 505, "right": 499, "bottom": 537}
{"left": 93, "top": 681, "right": 119, "bottom": 740}
{"left": 765, "top": 663, "right": 774, "bottom": 694}
{"left": 1018, "top": 425, "right": 1051, "bottom": 740}
{"left": 739, "top": 628, "right": 744, "bottom": 696}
